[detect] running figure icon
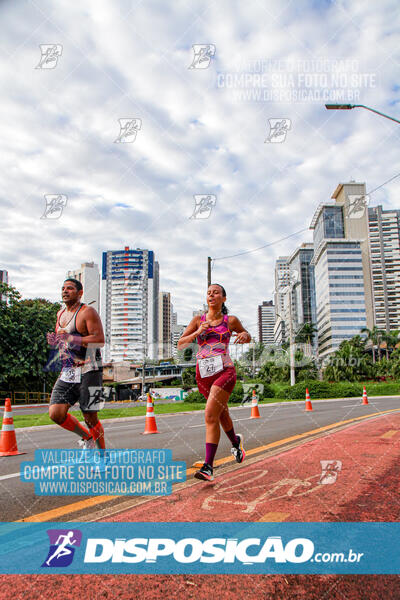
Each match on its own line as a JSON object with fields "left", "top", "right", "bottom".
{"left": 45, "top": 531, "right": 77, "bottom": 566}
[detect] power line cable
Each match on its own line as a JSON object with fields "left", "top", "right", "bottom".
{"left": 212, "top": 171, "right": 400, "bottom": 263}
{"left": 366, "top": 171, "right": 400, "bottom": 196}
{"left": 213, "top": 228, "right": 309, "bottom": 261}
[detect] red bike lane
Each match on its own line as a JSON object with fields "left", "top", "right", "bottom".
{"left": 1, "top": 411, "right": 400, "bottom": 599}
{"left": 106, "top": 409, "right": 400, "bottom": 524}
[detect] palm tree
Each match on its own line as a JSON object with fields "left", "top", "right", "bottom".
{"left": 295, "top": 322, "right": 317, "bottom": 357}
{"left": 382, "top": 329, "right": 400, "bottom": 359}
{"left": 323, "top": 336, "right": 372, "bottom": 382}
{"left": 361, "top": 327, "right": 375, "bottom": 363}
{"left": 361, "top": 326, "right": 385, "bottom": 362}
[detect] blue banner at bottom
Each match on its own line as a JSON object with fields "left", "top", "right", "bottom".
{"left": 0, "top": 522, "right": 398, "bottom": 574}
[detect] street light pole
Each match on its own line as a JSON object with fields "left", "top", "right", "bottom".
{"left": 207, "top": 257, "right": 212, "bottom": 287}
{"left": 142, "top": 340, "right": 146, "bottom": 395}
{"left": 325, "top": 104, "right": 400, "bottom": 125}
{"left": 288, "top": 286, "right": 296, "bottom": 387}
{"left": 252, "top": 337, "right": 256, "bottom": 378}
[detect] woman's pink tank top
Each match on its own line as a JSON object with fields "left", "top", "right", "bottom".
{"left": 196, "top": 313, "right": 234, "bottom": 368}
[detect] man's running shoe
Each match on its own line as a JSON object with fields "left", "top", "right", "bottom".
{"left": 194, "top": 462, "right": 214, "bottom": 481}
{"left": 231, "top": 433, "right": 245, "bottom": 463}
{"left": 78, "top": 437, "right": 95, "bottom": 450}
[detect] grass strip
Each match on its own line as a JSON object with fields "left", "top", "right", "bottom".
{"left": 12, "top": 402, "right": 207, "bottom": 429}
{"left": 10, "top": 394, "right": 398, "bottom": 429}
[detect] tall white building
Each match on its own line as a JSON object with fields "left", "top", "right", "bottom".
{"left": 0, "top": 270, "right": 8, "bottom": 302}
{"left": 172, "top": 323, "right": 186, "bottom": 358}
{"left": 258, "top": 301, "right": 275, "bottom": 344}
{"left": 273, "top": 257, "right": 290, "bottom": 344}
{"left": 158, "top": 291, "right": 172, "bottom": 359}
{"left": 66, "top": 262, "right": 100, "bottom": 312}
{"left": 368, "top": 205, "right": 400, "bottom": 332}
{"left": 310, "top": 182, "right": 373, "bottom": 360}
{"left": 101, "top": 247, "right": 159, "bottom": 362}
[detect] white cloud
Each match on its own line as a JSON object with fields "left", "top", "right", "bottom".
{"left": 0, "top": 0, "right": 399, "bottom": 334}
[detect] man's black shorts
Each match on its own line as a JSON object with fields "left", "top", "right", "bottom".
{"left": 50, "top": 370, "right": 103, "bottom": 412}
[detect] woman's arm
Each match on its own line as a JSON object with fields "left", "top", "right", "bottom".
{"left": 229, "top": 315, "right": 252, "bottom": 344}
{"left": 177, "top": 316, "right": 201, "bottom": 350}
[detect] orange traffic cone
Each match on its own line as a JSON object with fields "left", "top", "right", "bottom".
{"left": 251, "top": 389, "right": 260, "bottom": 418}
{"left": 362, "top": 386, "right": 369, "bottom": 405}
{"left": 305, "top": 388, "right": 313, "bottom": 411}
{"left": 0, "top": 398, "right": 25, "bottom": 456}
{"left": 143, "top": 393, "right": 159, "bottom": 434}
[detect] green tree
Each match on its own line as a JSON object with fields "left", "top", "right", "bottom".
{"left": 389, "top": 347, "right": 400, "bottom": 379}
{"left": 241, "top": 342, "right": 265, "bottom": 364}
{"left": 233, "top": 359, "right": 245, "bottom": 380}
{"left": 258, "top": 347, "right": 317, "bottom": 384}
{"left": 323, "top": 336, "right": 373, "bottom": 382}
{"left": 0, "top": 283, "right": 60, "bottom": 391}
{"left": 295, "top": 322, "right": 317, "bottom": 345}
{"left": 181, "top": 366, "right": 196, "bottom": 388}
{"left": 373, "top": 356, "right": 391, "bottom": 379}
{"left": 382, "top": 329, "right": 400, "bottom": 360}
{"left": 361, "top": 326, "right": 386, "bottom": 362}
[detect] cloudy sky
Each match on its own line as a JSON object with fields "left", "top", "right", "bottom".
{"left": 1, "top": 0, "right": 399, "bottom": 334}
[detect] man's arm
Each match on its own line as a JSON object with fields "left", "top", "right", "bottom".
{"left": 72, "top": 307, "right": 105, "bottom": 347}
{"left": 46, "top": 309, "right": 63, "bottom": 345}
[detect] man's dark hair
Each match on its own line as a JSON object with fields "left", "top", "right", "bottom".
{"left": 64, "top": 278, "right": 83, "bottom": 292}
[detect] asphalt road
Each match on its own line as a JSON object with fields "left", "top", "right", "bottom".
{"left": 0, "top": 395, "right": 399, "bottom": 522}
{"left": 8, "top": 398, "right": 181, "bottom": 416}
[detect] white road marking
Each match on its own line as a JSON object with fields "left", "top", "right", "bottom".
{"left": 0, "top": 472, "right": 21, "bottom": 480}
{"left": 189, "top": 416, "right": 254, "bottom": 428}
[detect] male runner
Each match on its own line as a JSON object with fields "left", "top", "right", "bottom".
{"left": 47, "top": 278, "right": 106, "bottom": 449}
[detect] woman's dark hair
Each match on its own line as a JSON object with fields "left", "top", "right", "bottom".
{"left": 210, "top": 283, "right": 228, "bottom": 315}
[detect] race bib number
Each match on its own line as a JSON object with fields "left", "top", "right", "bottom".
{"left": 60, "top": 366, "right": 82, "bottom": 383}
{"left": 198, "top": 355, "right": 223, "bottom": 378}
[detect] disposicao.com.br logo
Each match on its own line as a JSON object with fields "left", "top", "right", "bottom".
{"left": 83, "top": 536, "right": 314, "bottom": 564}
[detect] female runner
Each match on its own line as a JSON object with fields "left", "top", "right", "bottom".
{"left": 178, "top": 283, "right": 251, "bottom": 481}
